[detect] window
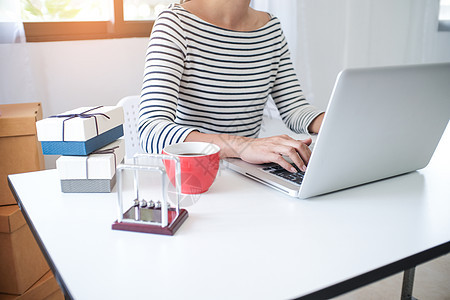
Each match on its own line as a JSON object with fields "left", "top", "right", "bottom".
{"left": 123, "top": 0, "right": 172, "bottom": 21}
{"left": 20, "top": 0, "right": 174, "bottom": 42}
{"left": 439, "top": 0, "right": 450, "bottom": 31}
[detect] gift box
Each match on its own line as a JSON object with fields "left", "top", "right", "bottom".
{"left": 56, "top": 139, "right": 124, "bottom": 193}
{"left": 56, "top": 139, "right": 125, "bottom": 180}
{"left": 36, "top": 106, "right": 124, "bottom": 155}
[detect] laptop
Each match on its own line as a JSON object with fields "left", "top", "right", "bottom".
{"left": 224, "top": 63, "right": 450, "bottom": 199}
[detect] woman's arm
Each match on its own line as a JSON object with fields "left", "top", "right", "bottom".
{"left": 138, "top": 9, "right": 198, "bottom": 154}
{"left": 307, "top": 112, "right": 324, "bottom": 134}
{"left": 270, "top": 28, "right": 324, "bottom": 135}
{"left": 185, "top": 130, "right": 318, "bottom": 173}
{"left": 185, "top": 110, "right": 323, "bottom": 173}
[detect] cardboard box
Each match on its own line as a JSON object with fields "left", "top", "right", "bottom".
{"left": 0, "top": 205, "right": 49, "bottom": 295}
{"left": 36, "top": 106, "right": 124, "bottom": 155}
{"left": 56, "top": 139, "right": 125, "bottom": 180}
{"left": 0, "top": 270, "right": 64, "bottom": 300}
{"left": 0, "top": 103, "right": 45, "bottom": 206}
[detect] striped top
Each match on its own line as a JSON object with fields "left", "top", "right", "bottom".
{"left": 139, "top": 4, "right": 323, "bottom": 154}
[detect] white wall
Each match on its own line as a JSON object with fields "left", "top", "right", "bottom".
{"left": 0, "top": 38, "right": 148, "bottom": 116}
{"left": 1, "top": 0, "right": 449, "bottom": 168}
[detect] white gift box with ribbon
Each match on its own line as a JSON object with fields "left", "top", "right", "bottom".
{"left": 36, "top": 106, "right": 124, "bottom": 142}
{"left": 56, "top": 139, "right": 125, "bottom": 180}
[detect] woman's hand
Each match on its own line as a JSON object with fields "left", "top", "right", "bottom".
{"left": 186, "top": 131, "right": 312, "bottom": 173}
{"left": 238, "top": 135, "right": 312, "bottom": 173}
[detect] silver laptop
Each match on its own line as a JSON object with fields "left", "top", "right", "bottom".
{"left": 224, "top": 63, "right": 450, "bottom": 199}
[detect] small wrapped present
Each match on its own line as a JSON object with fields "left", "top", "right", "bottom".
{"left": 56, "top": 139, "right": 125, "bottom": 193}
{"left": 36, "top": 106, "right": 124, "bottom": 155}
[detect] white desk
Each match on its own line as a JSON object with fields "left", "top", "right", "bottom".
{"left": 8, "top": 124, "right": 450, "bottom": 300}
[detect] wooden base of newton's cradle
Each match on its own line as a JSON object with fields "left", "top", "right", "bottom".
{"left": 112, "top": 208, "right": 189, "bottom": 236}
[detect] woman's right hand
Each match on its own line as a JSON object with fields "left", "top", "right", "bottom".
{"left": 237, "top": 135, "right": 312, "bottom": 173}
{"left": 186, "top": 131, "right": 312, "bottom": 173}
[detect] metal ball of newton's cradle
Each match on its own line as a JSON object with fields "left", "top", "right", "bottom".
{"left": 148, "top": 200, "right": 155, "bottom": 208}
{"left": 132, "top": 199, "right": 171, "bottom": 210}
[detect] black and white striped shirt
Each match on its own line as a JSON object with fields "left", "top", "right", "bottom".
{"left": 139, "top": 4, "right": 323, "bottom": 154}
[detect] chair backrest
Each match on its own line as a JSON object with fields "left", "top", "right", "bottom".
{"left": 117, "top": 95, "right": 144, "bottom": 161}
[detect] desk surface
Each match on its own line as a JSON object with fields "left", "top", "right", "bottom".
{"left": 8, "top": 121, "right": 450, "bottom": 300}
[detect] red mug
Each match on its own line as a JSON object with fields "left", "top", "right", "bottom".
{"left": 162, "top": 142, "right": 220, "bottom": 194}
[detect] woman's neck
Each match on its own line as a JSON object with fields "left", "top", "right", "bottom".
{"left": 181, "top": 0, "right": 267, "bottom": 31}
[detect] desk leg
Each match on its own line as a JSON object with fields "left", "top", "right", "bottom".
{"left": 401, "top": 267, "right": 418, "bottom": 300}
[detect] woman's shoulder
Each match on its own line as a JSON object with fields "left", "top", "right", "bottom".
{"left": 247, "top": 8, "right": 282, "bottom": 34}
{"left": 151, "top": 3, "right": 189, "bottom": 34}
{"left": 156, "top": 3, "right": 182, "bottom": 20}
{"left": 250, "top": 8, "right": 273, "bottom": 29}
{"left": 154, "top": 3, "right": 192, "bottom": 26}
{"left": 158, "top": 3, "right": 198, "bottom": 21}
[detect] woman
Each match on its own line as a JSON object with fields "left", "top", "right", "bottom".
{"left": 139, "top": 0, "right": 324, "bottom": 173}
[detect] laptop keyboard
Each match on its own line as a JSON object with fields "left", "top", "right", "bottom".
{"left": 262, "top": 163, "right": 305, "bottom": 185}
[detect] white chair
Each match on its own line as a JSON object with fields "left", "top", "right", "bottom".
{"left": 117, "top": 95, "right": 145, "bottom": 162}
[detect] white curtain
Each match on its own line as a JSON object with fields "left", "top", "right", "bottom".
{"left": 0, "top": 1, "right": 26, "bottom": 43}
{"left": 0, "top": 1, "right": 39, "bottom": 106}
{"left": 253, "top": 0, "right": 445, "bottom": 111}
